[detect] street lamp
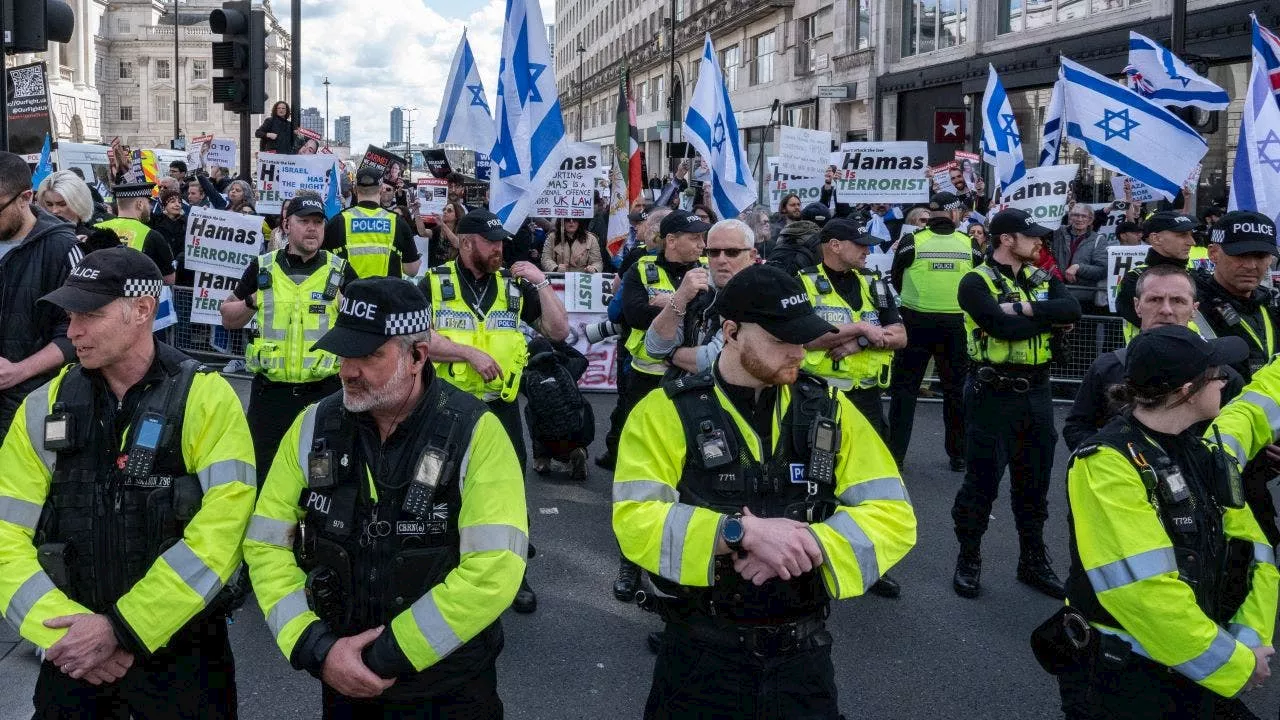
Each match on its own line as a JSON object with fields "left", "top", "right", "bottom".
{"left": 323, "top": 76, "right": 331, "bottom": 143}
{"left": 173, "top": 0, "right": 181, "bottom": 144}
{"left": 576, "top": 44, "right": 586, "bottom": 141}
{"left": 667, "top": 0, "right": 676, "bottom": 176}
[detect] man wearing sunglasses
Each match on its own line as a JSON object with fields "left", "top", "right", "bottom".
{"left": 0, "top": 151, "right": 80, "bottom": 437}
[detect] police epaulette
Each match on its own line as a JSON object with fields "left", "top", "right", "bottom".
{"left": 431, "top": 265, "right": 451, "bottom": 275}
{"left": 1073, "top": 443, "right": 1100, "bottom": 459}
{"left": 799, "top": 265, "right": 820, "bottom": 275}
{"left": 663, "top": 372, "right": 714, "bottom": 397}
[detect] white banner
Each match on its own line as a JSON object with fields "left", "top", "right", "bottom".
{"left": 184, "top": 206, "right": 266, "bottom": 276}
{"left": 186, "top": 134, "right": 213, "bottom": 170}
{"left": 832, "top": 142, "right": 930, "bottom": 203}
{"left": 778, "top": 125, "right": 833, "bottom": 179}
{"left": 931, "top": 162, "right": 958, "bottom": 194}
{"left": 531, "top": 142, "right": 600, "bottom": 219}
{"left": 189, "top": 272, "right": 242, "bottom": 326}
{"left": 1106, "top": 244, "right": 1150, "bottom": 312}
{"left": 765, "top": 177, "right": 825, "bottom": 209}
{"left": 415, "top": 177, "right": 449, "bottom": 218}
{"left": 256, "top": 154, "right": 340, "bottom": 214}
{"left": 1110, "top": 176, "right": 1158, "bottom": 205}
{"left": 206, "top": 138, "right": 237, "bottom": 169}
{"left": 993, "top": 164, "right": 1079, "bottom": 224}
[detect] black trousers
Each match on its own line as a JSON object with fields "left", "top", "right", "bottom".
{"left": 603, "top": 345, "right": 634, "bottom": 457}
{"left": 887, "top": 309, "right": 968, "bottom": 466}
{"left": 845, "top": 387, "right": 887, "bottom": 441}
{"left": 321, "top": 665, "right": 503, "bottom": 720}
{"left": 952, "top": 375, "right": 1056, "bottom": 547}
{"left": 1057, "top": 654, "right": 1225, "bottom": 720}
{"left": 486, "top": 398, "right": 527, "bottom": 475}
{"left": 32, "top": 617, "right": 236, "bottom": 720}
{"left": 247, "top": 375, "right": 341, "bottom": 484}
{"left": 644, "top": 624, "right": 840, "bottom": 720}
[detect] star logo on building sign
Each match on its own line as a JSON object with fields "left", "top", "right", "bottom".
{"left": 467, "top": 84, "right": 489, "bottom": 113}
{"left": 1000, "top": 114, "right": 1021, "bottom": 147}
{"left": 523, "top": 63, "right": 546, "bottom": 104}
{"left": 712, "top": 114, "right": 727, "bottom": 153}
{"left": 1257, "top": 130, "right": 1280, "bottom": 173}
{"left": 941, "top": 118, "right": 959, "bottom": 136}
{"left": 1095, "top": 107, "right": 1141, "bottom": 142}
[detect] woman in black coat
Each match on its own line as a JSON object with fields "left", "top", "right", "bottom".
{"left": 255, "top": 101, "right": 296, "bottom": 153}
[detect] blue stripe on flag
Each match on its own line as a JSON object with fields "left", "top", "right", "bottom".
{"left": 1062, "top": 64, "right": 1205, "bottom": 145}
{"left": 1232, "top": 112, "right": 1255, "bottom": 211}
{"left": 529, "top": 102, "right": 566, "bottom": 179}
{"left": 437, "top": 45, "right": 471, "bottom": 143}
{"left": 1065, "top": 121, "right": 1182, "bottom": 198}
{"left": 1144, "top": 88, "right": 1231, "bottom": 104}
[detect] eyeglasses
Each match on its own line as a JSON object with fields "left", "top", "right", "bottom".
{"left": 1208, "top": 372, "right": 1231, "bottom": 383}
{"left": 706, "top": 248, "right": 747, "bottom": 258}
{"left": 0, "top": 191, "right": 28, "bottom": 215}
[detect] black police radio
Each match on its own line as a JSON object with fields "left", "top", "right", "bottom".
{"left": 403, "top": 449, "right": 451, "bottom": 517}
{"left": 807, "top": 416, "right": 840, "bottom": 486}
{"left": 123, "top": 412, "right": 167, "bottom": 478}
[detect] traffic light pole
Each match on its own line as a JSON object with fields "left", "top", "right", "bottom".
{"left": 239, "top": 113, "right": 250, "bottom": 180}
{"left": 1, "top": 5, "right": 9, "bottom": 152}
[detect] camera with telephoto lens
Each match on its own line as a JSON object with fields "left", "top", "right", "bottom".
{"left": 585, "top": 321, "right": 622, "bottom": 344}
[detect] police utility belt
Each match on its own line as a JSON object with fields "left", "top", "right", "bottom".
{"left": 973, "top": 364, "right": 1049, "bottom": 393}
{"left": 663, "top": 604, "right": 830, "bottom": 658}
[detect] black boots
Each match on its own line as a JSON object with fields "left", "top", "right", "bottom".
{"left": 613, "top": 556, "right": 640, "bottom": 601}
{"left": 953, "top": 548, "right": 982, "bottom": 599}
{"left": 869, "top": 572, "right": 901, "bottom": 598}
{"left": 1017, "top": 538, "right": 1066, "bottom": 600}
{"left": 513, "top": 574, "right": 537, "bottom": 613}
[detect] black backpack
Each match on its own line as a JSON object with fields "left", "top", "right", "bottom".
{"left": 521, "top": 339, "right": 595, "bottom": 447}
{"left": 767, "top": 233, "right": 821, "bottom": 275}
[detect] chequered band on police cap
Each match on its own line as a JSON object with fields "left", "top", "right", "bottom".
{"left": 122, "top": 279, "right": 164, "bottom": 298}
{"left": 943, "top": 200, "right": 965, "bottom": 211}
{"left": 384, "top": 308, "right": 432, "bottom": 336}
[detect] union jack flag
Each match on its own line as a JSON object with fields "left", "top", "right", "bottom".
{"left": 1252, "top": 13, "right": 1280, "bottom": 104}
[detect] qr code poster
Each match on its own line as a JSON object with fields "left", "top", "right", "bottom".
{"left": 6, "top": 62, "right": 53, "bottom": 157}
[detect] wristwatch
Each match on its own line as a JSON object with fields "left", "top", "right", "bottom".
{"left": 721, "top": 512, "right": 746, "bottom": 555}
{"left": 531, "top": 279, "right": 550, "bottom": 291}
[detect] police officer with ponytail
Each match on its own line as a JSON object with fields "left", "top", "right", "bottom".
{"left": 244, "top": 278, "right": 528, "bottom": 717}
{"left": 0, "top": 247, "right": 256, "bottom": 718}
{"left": 1053, "top": 326, "right": 1277, "bottom": 716}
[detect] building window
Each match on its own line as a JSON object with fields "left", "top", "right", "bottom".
{"left": 796, "top": 14, "right": 819, "bottom": 74}
{"left": 636, "top": 80, "right": 647, "bottom": 113}
{"left": 156, "top": 60, "right": 170, "bottom": 79}
{"left": 192, "top": 96, "right": 208, "bottom": 122}
{"left": 721, "top": 44, "right": 740, "bottom": 91}
{"left": 116, "top": 17, "right": 130, "bottom": 33}
{"left": 156, "top": 101, "right": 171, "bottom": 123}
{"left": 651, "top": 75, "right": 663, "bottom": 114}
{"left": 120, "top": 106, "right": 133, "bottom": 121}
{"left": 901, "top": 0, "right": 968, "bottom": 57}
{"left": 999, "top": 0, "right": 1141, "bottom": 34}
{"left": 855, "top": 0, "right": 871, "bottom": 50}
{"left": 119, "top": 61, "right": 133, "bottom": 79}
{"left": 192, "top": 60, "right": 207, "bottom": 80}
{"left": 750, "top": 32, "right": 774, "bottom": 85}
{"left": 786, "top": 104, "right": 816, "bottom": 129}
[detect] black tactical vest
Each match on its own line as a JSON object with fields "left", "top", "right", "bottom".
{"left": 297, "top": 379, "right": 501, "bottom": 681}
{"left": 1065, "top": 416, "right": 1250, "bottom": 627}
{"left": 35, "top": 356, "right": 203, "bottom": 612}
{"left": 653, "top": 370, "right": 840, "bottom": 620}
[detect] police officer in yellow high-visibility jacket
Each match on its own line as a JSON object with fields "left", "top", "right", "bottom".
{"left": 1116, "top": 212, "right": 1198, "bottom": 341}
{"left": 888, "top": 192, "right": 983, "bottom": 471}
{"left": 243, "top": 278, "right": 527, "bottom": 718}
{"left": 95, "top": 182, "right": 177, "bottom": 284}
{"left": 614, "top": 264, "right": 916, "bottom": 719}
{"left": 221, "top": 193, "right": 359, "bottom": 482}
{"left": 1058, "top": 326, "right": 1277, "bottom": 716}
{"left": 418, "top": 208, "right": 569, "bottom": 615}
{"left": 323, "top": 168, "right": 421, "bottom": 278}
{"left": 0, "top": 247, "right": 255, "bottom": 719}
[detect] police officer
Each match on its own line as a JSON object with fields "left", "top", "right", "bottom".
{"left": 419, "top": 208, "right": 569, "bottom": 614}
{"left": 220, "top": 192, "right": 359, "bottom": 481}
{"left": 612, "top": 210, "right": 711, "bottom": 602}
{"left": 243, "top": 278, "right": 528, "bottom": 718}
{"left": 613, "top": 263, "right": 916, "bottom": 718}
{"left": 953, "top": 209, "right": 1081, "bottom": 600}
{"left": 796, "top": 218, "right": 907, "bottom": 599}
{"left": 1115, "top": 211, "right": 1197, "bottom": 339}
{"left": 0, "top": 247, "right": 255, "bottom": 718}
{"left": 1056, "top": 326, "right": 1277, "bottom": 716}
{"left": 323, "top": 168, "right": 422, "bottom": 278}
{"left": 96, "top": 182, "right": 177, "bottom": 284}
{"left": 1194, "top": 211, "right": 1280, "bottom": 381}
{"left": 888, "top": 191, "right": 982, "bottom": 471}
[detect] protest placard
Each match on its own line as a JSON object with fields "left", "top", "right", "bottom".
{"left": 931, "top": 162, "right": 958, "bottom": 193}
{"left": 531, "top": 142, "right": 600, "bottom": 219}
{"left": 992, "top": 164, "right": 1078, "bottom": 224}
{"left": 1110, "top": 176, "right": 1158, "bottom": 204}
{"left": 415, "top": 177, "right": 449, "bottom": 218}
{"left": 955, "top": 151, "right": 980, "bottom": 190}
{"left": 206, "top": 138, "right": 237, "bottom": 169}
{"left": 1106, "top": 244, "right": 1150, "bottom": 312}
{"left": 765, "top": 177, "right": 825, "bottom": 208}
{"left": 778, "top": 126, "right": 833, "bottom": 179}
{"left": 183, "top": 206, "right": 266, "bottom": 277}
{"left": 359, "top": 145, "right": 409, "bottom": 186}
{"left": 189, "top": 271, "right": 242, "bottom": 326}
{"left": 831, "top": 142, "right": 930, "bottom": 203}
{"left": 186, "top": 135, "right": 213, "bottom": 170}
{"left": 256, "top": 154, "right": 339, "bottom": 214}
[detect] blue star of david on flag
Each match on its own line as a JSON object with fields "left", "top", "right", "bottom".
{"left": 467, "top": 84, "right": 490, "bottom": 113}
{"left": 1095, "top": 108, "right": 1141, "bottom": 141}
{"left": 1000, "top": 114, "right": 1021, "bottom": 148}
{"left": 434, "top": 31, "right": 496, "bottom": 153}
{"left": 523, "top": 64, "right": 546, "bottom": 104}
{"left": 712, "top": 115, "right": 726, "bottom": 152}
{"left": 1257, "top": 130, "right": 1280, "bottom": 173}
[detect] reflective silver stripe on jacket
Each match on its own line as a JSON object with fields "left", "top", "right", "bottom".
{"left": 198, "top": 459, "right": 254, "bottom": 492}
{"left": 838, "top": 477, "right": 911, "bottom": 507}
{"left": 657, "top": 503, "right": 696, "bottom": 582}
{"left": 266, "top": 588, "right": 310, "bottom": 639}
{"left": 161, "top": 541, "right": 223, "bottom": 605}
{"left": 1084, "top": 547, "right": 1178, "bottom": 593}
{"left": 459, "top": 524, "right": 528, "bottom": 558}
{"left": 0, "top": 496, "right": 43, "bottom": 531}
{"left": 23, "top": 384, "right": 55, "bottom": 476}
{"left": 245, "top": 515, "right": 297, "bottom": 547}
{"left": 5, "top": 572, "right": 56, "bottom": 629}
{"left": 823, "top": 511, "right": 880, "bottom": 593}
{"left": 613, "top": 480, "right": 679, "bottom": 504}
{"left": 409, "top": 592, "right": 463, "bottom": 661}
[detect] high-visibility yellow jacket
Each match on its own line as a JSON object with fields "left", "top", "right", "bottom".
{"left": 798, "top": 265, "right": 895, "bottom": 390}
{"left": 0, "top": 358, "right": 255, "bottom": 654}
{"left": 243, "top": 389, "right": 528, "bottom": 674}
{"left": 612, "top": 376, "right": 916, "bottom": 599}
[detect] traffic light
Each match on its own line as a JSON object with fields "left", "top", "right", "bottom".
{"left": 209, "top": 0, "right": 265, "bottom": 114}
{"left": 3, "top": 0, "right": 75, "bottom": 54}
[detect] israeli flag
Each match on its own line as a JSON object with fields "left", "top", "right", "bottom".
{"left": 489, "top": 0, "right": 568, "bottom": 232}
{"left": 980, "top": 65, "right": 1026, "bottom": 190}
{"left": 1228, "top": 47, "right": 1280, "bottom": 224}
{"left": 324, "top": 162, "right": 342, "bottom": 219}
{"left": 1039, "top": 78, "right": 1064, "bottom": 167}
{"left": 435, "top": 30, "right": 496, "bottom": 154}
{"left": 1060, "top": 56, "right": 1207, "bottom": 202}
{"left": 684, "top": 34, "right": 757, "bottom": 220}
{"left": 1124, "top": 32, "right": 1229, "bottom": 111}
